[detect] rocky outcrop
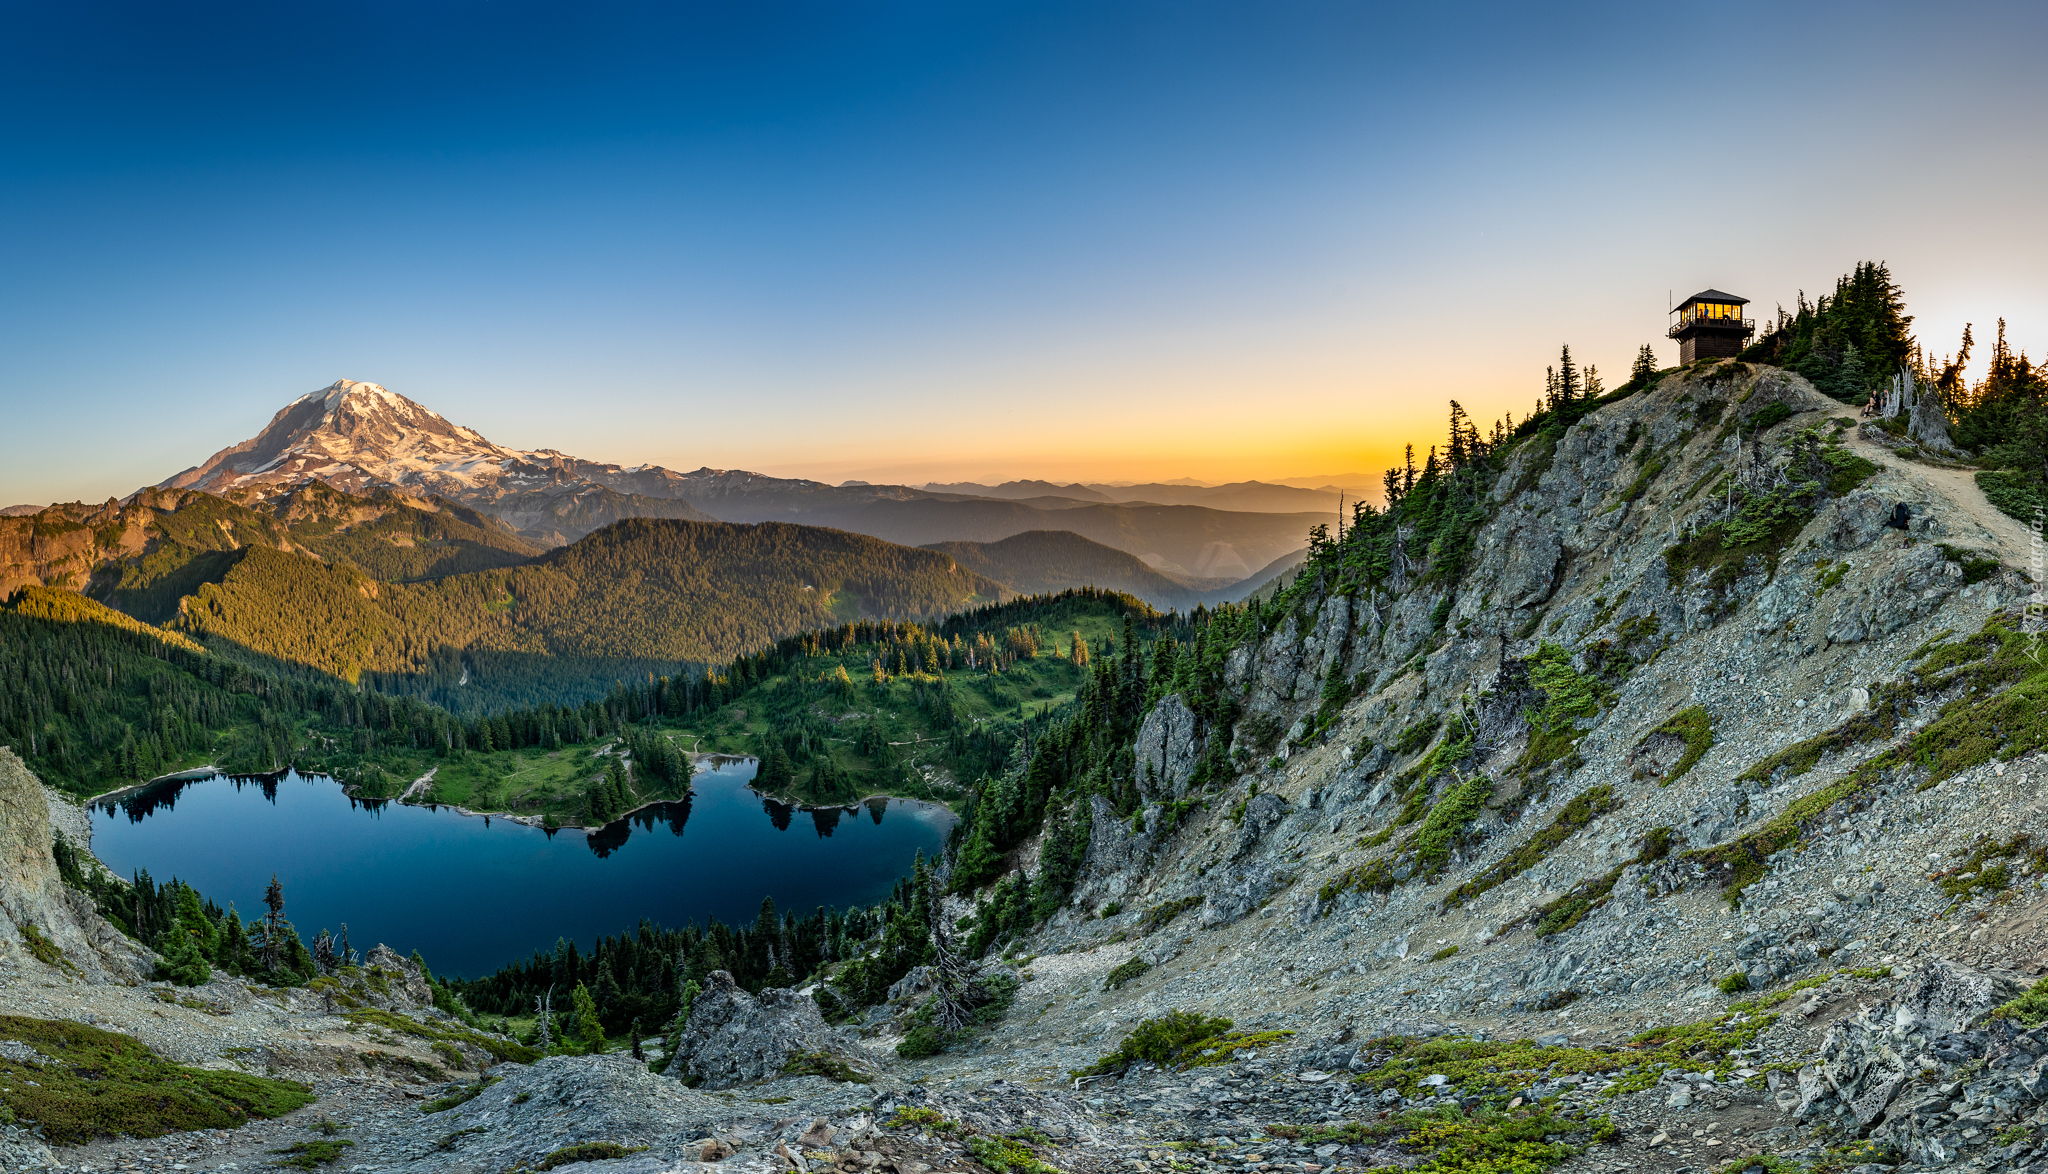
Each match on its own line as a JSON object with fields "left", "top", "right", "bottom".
{"left": 1793, "top": 960, "right": 2035, "bottom": 1164}
{"left": 0, "top": 747, "right": 148, "bottom": 982}
{"left": 664, "top": 970, "right": 827, "bottom": 1089}
{"left": 1136, "top": 695, "right": 1200, "bottom": 800}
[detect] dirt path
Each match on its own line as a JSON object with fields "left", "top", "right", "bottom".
{"left": 1843, "top": 430, "right": 2040, "bottom": 566}
{"left": 399, "top": 766, "right": 437, "bottom": 802}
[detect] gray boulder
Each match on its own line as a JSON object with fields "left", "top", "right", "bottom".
{"left": 663, "top": 970, "right": 827, "bottom": 1089}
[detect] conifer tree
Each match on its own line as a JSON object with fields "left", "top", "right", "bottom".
{"left": 1631, "top": 344, "right": 1658, "bottom": 385}
{"left": 571, "top": 982, "right": 606, "bottom": 1051}
{"left": 1556, "top": 345, "right": 1581, "bottom": 403}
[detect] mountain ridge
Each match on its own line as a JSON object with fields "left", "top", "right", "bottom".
{"left": 151, "top": 380, "right": 1328, "bottom": 571}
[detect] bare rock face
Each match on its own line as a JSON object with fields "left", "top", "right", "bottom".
{"left": 0, "top": 747, "right": 148, "bottom": 982}
{"left": 358, "top": 944, "right": 439, "bottom": 1010}
{"left": 1826, "top": 490, "right": 1895, "bottom": 552}
{"left": 1135, "top": 696, "right": 1200, "bottom": 800}
{"left": 1909, "top": 385, "right": 1959, "bottom": 454}
{"left": 1794, "top": 959, "right": 2020, "bottom": 1130}
{"left": 664, "top": 970, "right": 826, "bottom": 1089}
{"left": 1071, "top": 794, "right": 1153, "bottom": 907}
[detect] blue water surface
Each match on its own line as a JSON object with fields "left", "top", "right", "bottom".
{"left": 89, "top": 758, "right": 952, "bottom": 977}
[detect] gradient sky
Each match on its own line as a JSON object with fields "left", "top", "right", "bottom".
{"left": 2, "top": 0, "right": 2043, "bottom": 506}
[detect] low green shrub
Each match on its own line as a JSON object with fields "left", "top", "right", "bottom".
{"left": 1072, "top": 1010, "right": 1291, "bottom": 1078}
{"left": 536, "top": 1143, "right": 647, "bottom": 1170}
{"left": 342, "top": 1008, "right": 536, "bottom": 1064}
{"left": 1446, "top": 785, "right": 1620, "bottom": 909}
{"left": 1103, "top": 957, "right": 1151, "bottom": 991}
{"left": 0, "top": 1014, "right": 314, "bottom": 1144}
{"left": 1978, "top": 470, "right": 2046, "bottom": 525}
{"left": 964, "top": 1133, "right": 1059, "bottom": 1174}
{"left": 1529, "top": 828, "right": 1672, "bottom": 937}
{"left": 420, "top": 1075, "right": 499, "bottom": 1114}
{"left": 1994, "top": 976, "right": 2048, "bottom": 1027}
{"left": 1936, "top": 543, "right": 2002, "bottom": 586}
{"left": 1718, "top": 972, "right": 1750, "bottom": 994}
{"left": 1935, "top": 834, "right": 2042, "bottom": 900}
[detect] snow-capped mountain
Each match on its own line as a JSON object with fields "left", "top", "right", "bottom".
{"left": 159, "top": 380, "right": 563, "bottom": 499}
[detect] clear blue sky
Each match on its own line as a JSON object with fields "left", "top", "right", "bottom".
{"left": 2, "top": 0, "right": 2042, "bottom": 505}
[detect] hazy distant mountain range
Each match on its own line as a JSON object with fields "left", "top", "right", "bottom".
{"left": 147, "top": 380, "right": 1332, "bottom": 581}
{"left": 922, "top": 478, "right": 1362, "bottom": 513}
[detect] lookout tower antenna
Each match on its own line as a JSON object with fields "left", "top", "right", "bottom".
{"left": 1668, "top": 288, "right": 1755, "bottom": 363}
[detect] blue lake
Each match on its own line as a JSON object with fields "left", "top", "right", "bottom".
{"left": 89, "top": 758, "right": 953, "bottom": 977}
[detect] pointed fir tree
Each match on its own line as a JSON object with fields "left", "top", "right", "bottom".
{"left": 571, "top": 982, "right": 606, "bottom": 1052}
{"left": 1631, "top": 344, "right": 1658, "bottom": 385}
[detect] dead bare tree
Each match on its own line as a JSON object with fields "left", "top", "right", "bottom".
{"left": 927, "top": 904, "right": 988, "bottom": 1037}
{"left": 535, "top": 987, "right": 555, "bottom": 1053}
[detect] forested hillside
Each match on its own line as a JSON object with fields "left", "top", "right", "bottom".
{"left": 171, "top": 519, "right": 1010, "bottom": 694}
{"left": 4, "top": 566, "right": 1185, "bottom": 825}
{"left": 0, "top": 484, "right": 540, "bottom": 622}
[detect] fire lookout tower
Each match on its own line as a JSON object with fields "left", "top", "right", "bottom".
{"left": 1668, "top": 289, "right": 1755, "bottom": 362}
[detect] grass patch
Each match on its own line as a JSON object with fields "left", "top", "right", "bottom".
{"left": 1320, "top": 858, "right": 1396, "bottom": 903}
{"left": 1348, "top": 1003, "right": 1778, "bottom": 1106}
{"left": 1664, "top": 432, "right": 1877, "bottom": 604}
{"left": 781, "top": 1051, "right": 870, "bottom": 1083}
{"left": 15, "top": 922, "right": 73, "bottom": 972}
{"left": 0, "top": 1014, "right": 314, "bottom": 1145}
{"left": 1717, "top": 972, "right": 1750, "bottom": 994}
{"left": 1618, "top": 454, "right": 1668, "bottom": 504}
{"left": 1933, "top": 833, "right": 2044, "bottom": 900}
{"left": 1138, "top": 895, "right": 1200, "bottom": 934}
{"left": 1446, "top": 785, "right": 1620, "bottom": 910}
{"left": 1645, "top": 707, "right": 1715, "bottom": 786}
{"left": 1072, "top": 1011, "right": 1291, "bottom": 1078}
{"left": 1526, "top": 828, "right": 1671, "bottom": 937}
{"left": 1427, "top": 945, "right": 1460, "bottom": 963}
{"left": 1697, "top": 615, "right": 2048, "bottom": 905}
{"left": 1935, "top": 543, "right": 2002, "bottom": 586}
{"left": 420, "top": 1075, "right": 499, "bottom": 1114}
{"left": 536, "top": 1142, "right": 648, "bottom": 1170}
{"left": 342, "top": 1008, "right": 536, "bottom": 1065}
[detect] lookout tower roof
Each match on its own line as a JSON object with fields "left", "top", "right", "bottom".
{"left": 1673, "top": 289, "right": 1750, "bottom": 313}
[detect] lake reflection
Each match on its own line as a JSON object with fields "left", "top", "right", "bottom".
{"left": 91, "top": 758, "right": 951, "bottom": 976}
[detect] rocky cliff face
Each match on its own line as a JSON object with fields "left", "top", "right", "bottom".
{"left": 952, "top": 361, "right": 2047, "bottom": 1172}
{"left": 0, "top": 747, "right": 149, "bottom": 982}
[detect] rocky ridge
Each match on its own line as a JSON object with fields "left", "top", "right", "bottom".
{"left": 5, "top": 360, "right": 2048, "bottom": 1173}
